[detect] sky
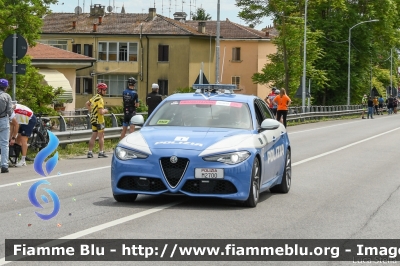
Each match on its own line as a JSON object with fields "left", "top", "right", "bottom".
{"left": 49, "top": 0, "right": 272, "bottom": 31}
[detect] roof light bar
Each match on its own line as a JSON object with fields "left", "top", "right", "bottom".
{"left": 192, "top": 84, "right": 238, "bottom": 94}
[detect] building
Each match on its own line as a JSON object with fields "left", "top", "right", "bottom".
{"left": 185, "top": 19, "right": 276, "bottom": 100}
{"left": 26, "top": 43, "right": 95, "bottom": 111}
{"left": 40, "top": 5, "right": 216, "bottom": 108}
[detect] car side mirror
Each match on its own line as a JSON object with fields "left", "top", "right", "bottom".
{"left": 260, "top": 119, "right": 280, "bottom": 130}
{"left": 130, "top": 115, "right": 144, "bottom": 126}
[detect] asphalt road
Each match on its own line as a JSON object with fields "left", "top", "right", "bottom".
{"left": 1, "top": 114, "right": 400, "bottom": 266}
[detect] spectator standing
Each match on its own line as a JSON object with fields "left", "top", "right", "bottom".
{"left": 120, "top": 77, "right": 139, "bottom": 139}
{"left": 273, "top": 88, "right": 291, "bottom": 128}
{"left": 12, "top": 103, "right": 37, "bottom": 167}
{"left": 0, "top": 79, "right": 13, "bottom": 173}
{"left": 378, "top": 96, "right": 384, "bottom": 115}
{"left": 393, "top": 97, "right": 398, "bottom": 114}
{"left": 367, "top": 96, "right": 374, "bottom": 119}
{"left": 146, "top": 83, "right": 163, "bottom": 117}
{"left": 373, "top": 96, "right": 379, "bottom": 115}
{"left": 361, "top": 94, "right": 367, "bottom": 119}
{"left": 86, "top": 83, "right": 109, "bottom": 158}
{"left": 386, "top": 96, "right": 394, "bottom": 115}
{"left": 265, "top": 87, "right": 278, "bottom": 117}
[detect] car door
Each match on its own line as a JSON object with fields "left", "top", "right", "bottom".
{"left": 255, "top": 99, "right": 286, "bottom": 184}
{"left": 252, "top": 100, "right": 276, "bottom": 186}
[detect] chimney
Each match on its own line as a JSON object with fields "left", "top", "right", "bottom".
{"left": 98, "top": 16, "right": 103, "bottom": 25}
{"left": 93, "top": 23, "right": 97, "bottom": 32}
{"left": 173, "top": 11, "right": 187, "bottom": 21}
{"left": 72, "top": 21, "right": 76, "bottom": 29}
{"left": 90, "top": 4, "right": 105, "bottom": 17}
{"left": 198, "top": 22, "right": 206, "bottom": 34}
{"left": 149, "top": 8, "right": 156, "bottom": 20}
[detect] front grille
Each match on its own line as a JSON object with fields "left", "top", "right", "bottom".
{"left": 160, "top": 157, "right": 189, "bottom": 188}
{"left": 182, "top": 180, "right": 237, "bottom": 194}
{"left": 117, "top": 176, "right": 167, "bottom": 192}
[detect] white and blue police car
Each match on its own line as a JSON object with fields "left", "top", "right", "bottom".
{"left": 111, "top": 84, "right": 291, "bottom": 207}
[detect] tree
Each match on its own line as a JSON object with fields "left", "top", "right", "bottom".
{"left": 191, "top": 8, "right": 211, "bottom": 20}
{"left": 237, "top": 0, "right": 400, "bottom": 105}
{"left": 0, "top": 0, "right": 60, "bottom": 114}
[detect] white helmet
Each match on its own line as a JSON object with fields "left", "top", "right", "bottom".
{"left": 275, "top": 89, "right": 280, "bottom": 94}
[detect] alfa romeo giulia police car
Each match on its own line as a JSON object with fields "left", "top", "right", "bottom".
{"left": 111, "top": 84, "right": 291, "bottom": 207}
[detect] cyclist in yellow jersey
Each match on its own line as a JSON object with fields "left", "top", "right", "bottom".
{"left": 86, "top": 83, "right": 109, "bottom": 158}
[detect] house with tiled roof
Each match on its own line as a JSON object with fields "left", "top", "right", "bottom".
{"left": 27, "top": 43, "right": 95, "bottom": 111}
{"left": 185, "top": 18, "right": 276, "bottom": 99}
{"left": 40, "top": 5, "right": 217, "bottom": 108}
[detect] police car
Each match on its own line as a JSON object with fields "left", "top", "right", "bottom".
{"left": 111, "top": 84, "right": 291, "bottom": 207}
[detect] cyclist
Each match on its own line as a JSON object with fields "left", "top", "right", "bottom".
{"left": 120, "top": 77, "right": 139, "bottom": 139}
{"left": 86, "top": 83, "right": 109, "bottom": 158}
{"left": 12, "top": 103, "right": 37, "bottom": 167}
{"left": 265, "top": 87, "right": 278, "bottom": 118}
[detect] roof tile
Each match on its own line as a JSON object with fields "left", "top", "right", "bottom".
{"left": 27, "top": 43, "right": 94, "bottom": 60}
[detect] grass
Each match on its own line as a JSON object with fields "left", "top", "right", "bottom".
{"left": 27, "top": 139, "right": 120, "bottom": 161}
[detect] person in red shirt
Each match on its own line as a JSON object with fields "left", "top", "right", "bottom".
{"left": 265, "top": 87, "right": 278, "bottom": 117}
{"left": 273, "top": 88, "right": 291, "bottom": 128}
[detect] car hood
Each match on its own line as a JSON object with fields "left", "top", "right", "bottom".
{"left": 123, "top": 127, "right": 253, "bottom": 152}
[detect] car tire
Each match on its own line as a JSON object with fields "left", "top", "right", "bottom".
{"left": 243, "top": 157, "right": 260, "bottom": 208}
{"left": 113, "top": 194, "right": 138, "bottom": 202}
{"left": 270, "top": 149, "right": 291, "bottom": 193}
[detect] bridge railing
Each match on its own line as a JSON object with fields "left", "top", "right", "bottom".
{"left": 46, "top": 105, "right": 364, "bottom": 145}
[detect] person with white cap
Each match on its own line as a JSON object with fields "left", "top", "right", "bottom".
{"left": 0, "top": 78, "right": 13, "bottom": 173}
{"left": 146, "top": 83, "right": 163, "bottom": 117}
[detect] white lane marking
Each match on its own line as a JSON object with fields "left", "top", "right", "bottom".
{"left": 289, "top": 115, "right": 392, "bottom": 135}
{"left": 0, "top": 201, "right": 182, "bottom": 265}
{"left": 293, "top": 127, "right": 400, "bottom": 166}
{"left": 0, "top": 166, "right": 111, "bottom": 189}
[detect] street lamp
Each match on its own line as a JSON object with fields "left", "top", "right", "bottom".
{"left": 347, "top": 19, "right": 379, "bottom": 107}
{"left": 301, "top": 0, "right": 308, "bottom": 113}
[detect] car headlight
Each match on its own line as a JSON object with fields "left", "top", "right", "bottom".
{"left": 115, "top": 146, "right": 148, "bottom": 160}
{"left": 203, "top": 151, "right": 250, "bottom": 165}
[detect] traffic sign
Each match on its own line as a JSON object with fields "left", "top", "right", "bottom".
{"left": 2, "top": 34, "right": 28, "bottom": 60}
{"left": 5, "top": 63, "right": 26, "bottom": 74}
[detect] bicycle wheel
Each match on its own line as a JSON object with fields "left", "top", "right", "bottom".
{"left": 29, "top": 132, "right": 47, "bottom": 151}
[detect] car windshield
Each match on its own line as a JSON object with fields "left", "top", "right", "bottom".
{"left": 147, "top": 100, "right": 252, "bottom": 129}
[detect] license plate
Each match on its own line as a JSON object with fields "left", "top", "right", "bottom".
{"left": 195, "top": 168, "right": 224, "bottom": 179}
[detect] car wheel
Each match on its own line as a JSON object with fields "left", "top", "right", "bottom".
{"left": 270, "top": 149, "right": 291, "bottom": 193}
{"left": 243, "top": 157, "right": 260, "bottom": 208}
{"left": 113, "top": 194, "right": 138, "bottom": 202}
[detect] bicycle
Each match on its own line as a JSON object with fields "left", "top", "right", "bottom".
{"left": 28, "top": 113, "right": 52, "bottom": 151}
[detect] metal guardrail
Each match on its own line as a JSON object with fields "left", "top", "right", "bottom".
{"left": 49, "top": 106, "right": 365, "bottom": 145}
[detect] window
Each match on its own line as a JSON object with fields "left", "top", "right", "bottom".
{"left": 83, "top": 78, "right": 93, "bottom": 94}
{"left": 256, "top": 99, "right": 274, "bottom": 120}
{"left": 84, "top": 44, "right": 93, "bottom": 57}
{"left": 98, "top": 42, "right": 138, "bottom": 62}
{"left": 231, "top": 76, "right": 240, "bottom": 88}
{"left": 158, "top": 80, "right": 168, "bottom": 95}
{"left": 158, "top": 45, "right": 169, "bottom": 62}
{"left": 72, "top": 44, "right": 81, "bottom": 54}
{"left": 232, "top": 47, "right": 241, "bottom": 61}
{"left": 38, "top": 40, "right": 68, "bottom": 50}
{"left": 75, "top": 78, "right": 81, "bottom": 93}
{"left": 97, "top": 75, "right": 138, "bottom": 97}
